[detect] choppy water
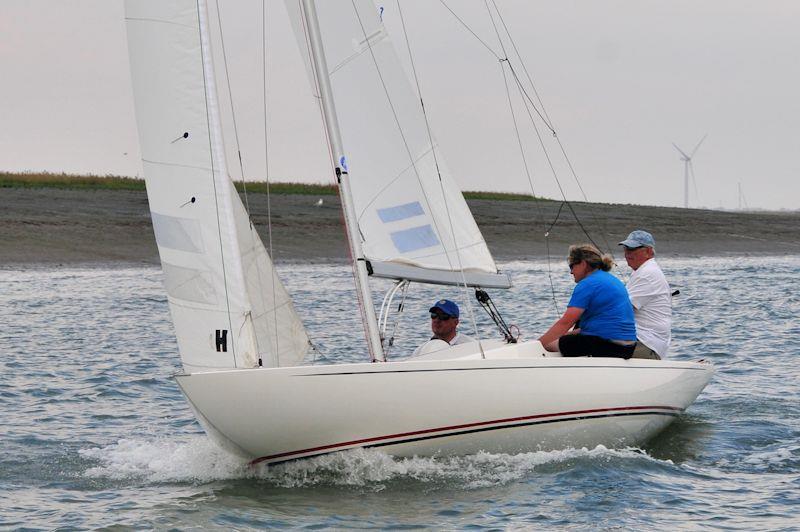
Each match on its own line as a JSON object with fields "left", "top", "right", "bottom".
{"left": 1, "top": 256, "right": 799, "bottom": 529}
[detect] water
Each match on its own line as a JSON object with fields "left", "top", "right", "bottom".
{"left": 1, "top": 256, "right": 799, "bottom": 529}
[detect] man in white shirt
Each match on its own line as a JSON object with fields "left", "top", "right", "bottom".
{"left": 619, "top": 230, "right": 672, "bottom": 359}
{"left": 413, "top": 299, "right": 474, "bottom": 356}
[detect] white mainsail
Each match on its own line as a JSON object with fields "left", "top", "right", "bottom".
{"left": 122, "top": 1, "right": 714, "bottom": 467}
{"left": 125, "top": 0, "right": 310, "bottom": 372}
{"left": 286, "top": 0, "right": 509, "bottom": 288}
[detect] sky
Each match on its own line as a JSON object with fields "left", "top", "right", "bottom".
{"left": 1, "top": 0, "right": 799, "bottom": 211}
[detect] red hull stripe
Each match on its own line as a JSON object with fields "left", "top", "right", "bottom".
{"left": 249, "top": 405, "right": 683, "bottom": 465}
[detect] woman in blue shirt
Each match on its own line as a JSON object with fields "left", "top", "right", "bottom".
{"left": 539, "top": 244, "right": 637, "bottom": 359}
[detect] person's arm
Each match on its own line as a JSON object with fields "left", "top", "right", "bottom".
{"left": 538, "top": 307, "right": 584, "bottom": 352}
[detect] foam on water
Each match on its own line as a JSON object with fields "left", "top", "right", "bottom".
{"left": 80, "top": 436, "right": 249, "bottom": 483}
{"left": 742, "top": 443, "right": 800, "bottom": 470}
{"left": 4, "top": 256, "right": 800, "bottom": 528}
{"left": 258, "top": 444, "right": 673, "bottom": 490}
{"left": 79, "top": 436, "right": 673, "bottom": 490}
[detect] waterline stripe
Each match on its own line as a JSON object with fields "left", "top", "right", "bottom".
{"left": 249, "top": 405, "right": 683, "bottom": 465}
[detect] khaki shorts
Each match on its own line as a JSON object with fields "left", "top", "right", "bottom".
{"left": 631, "top": 342, "right": 661, "bottom": 360}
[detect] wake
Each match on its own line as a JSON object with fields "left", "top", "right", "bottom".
{"left": 79, "top": 436, "right": 674, "bottom": 489}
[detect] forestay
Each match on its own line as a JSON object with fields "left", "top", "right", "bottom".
{"left": 125, "top": 0, "right": 309, "bottom": 372}
{"left": 286, "top": 0, "right": 510, "bottom": 288}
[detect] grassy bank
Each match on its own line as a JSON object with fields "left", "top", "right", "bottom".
{"left": 0, "top": 172, "right": 541, "bottom": 201}
{"left": 1, "top": 172, "right": 145, "bottom": 190}
{"left": 0, "top": 172, "right": 338, "bottom": 195}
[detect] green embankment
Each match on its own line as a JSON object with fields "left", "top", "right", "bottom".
{"left": 1, "top": 172, "right": 146, "bottom": 191}
{"left": 0, "top": 171, "right": 540, "bottom": 201}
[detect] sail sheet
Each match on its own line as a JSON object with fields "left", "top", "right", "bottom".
{"left": 125, "top": 0, "right": 309, "bottom": 372}
{"left": 286, "top": 0, "right": 505, "bottom": 285}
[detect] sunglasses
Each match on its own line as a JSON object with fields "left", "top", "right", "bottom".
{"left": 568, "top": 261, "right": 580, "bottom": 271}
{"left": 430, "top": 312, "right": 454, "bottom": 321}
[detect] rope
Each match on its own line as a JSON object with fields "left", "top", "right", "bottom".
{"left": 475, "top": 289, "right": 517, "bottom": 343}
{"left": 490, "top": 1, "right": 617, "bottom": 259}
{"left": 439, "top": 0, "right": 502, "bottom": 61}
{"left": 214, "top": 0, "right": 251, "bottom": 213}
{"left": 197, "top": 0, "right": 236, "bottom": 367}
{"left": 442, "top": 1, "right": 623, "bottom": 311}
{"left": 216, "top": 0, "right": 283, "bottom": 364}
{"left": 395, "top": 1, "right": 484, "bottom": 355}
{"left": 544, "top": 231, "right": 560, "bottom": 314}
{"left": 260, "top": 0, "right": 281, "bottom": 363}
{"left": 482, "top": 1, "right": 559, "bottom": 317}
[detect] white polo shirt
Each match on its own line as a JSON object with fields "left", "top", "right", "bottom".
{"left": 627, "top": 258, "right": 672, "bottom": 357}
{"left": 413, "top": 332, "right": 475, "bottom": 356}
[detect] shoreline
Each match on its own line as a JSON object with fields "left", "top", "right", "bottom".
{"left": 2, "top": 187, "right": 799, "bottom": 267}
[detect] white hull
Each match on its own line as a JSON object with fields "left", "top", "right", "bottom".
{"left": 176, "top": 341, "right": 713, "bottom": 464}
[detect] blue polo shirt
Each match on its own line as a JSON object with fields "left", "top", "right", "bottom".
{"left": 568, "top": 270, "right": 636, "bottom": 341}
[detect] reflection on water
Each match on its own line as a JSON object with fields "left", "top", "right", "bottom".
{"left": 1, "top": 255, "right": 799, "bottom": 528}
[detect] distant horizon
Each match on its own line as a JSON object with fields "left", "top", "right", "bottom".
{"left": 2, "top": 170, "right": 795, "bottom": 214}
{"left": 2, "top": 2, "right": 799, "bottom": 211}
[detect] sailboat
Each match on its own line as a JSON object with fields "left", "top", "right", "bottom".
{"left": 124, "top": 0, "right": 713, "bottom": 465}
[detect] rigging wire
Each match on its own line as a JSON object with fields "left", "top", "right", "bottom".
{"left": 502, "top": 59, "right": 602, "bottom": 252}
{"left": 197, "top": 0, "right": 236, "bottom": 368}
{"left": 214, "top": 0, "right": 250, "bottom": 213}
{"left": 481, "top": 0, "right": 559, "bottom": 315}
{"left": 395, "top": 1, "right": 485, "bottom": 354}
{"left": 261, "top": 0, "right": 282, "bottom": 364}
{"left": 490, "top": 1, "right": 617, "bottom": 257}
{"left": 438, "top": 0, "right": 501, "bottom": 61}
{"left": 544, "top": 201, "right": 566, "bottom": 313}
{"left": 215, "top": 0, "right": 285, "bottom": 364}
{"left": 442, "top": 1, "right": 617, "bottom": 264}
{"left": 490, "top": 0, "right": 584, "bottom": 201}
{"left": 439, "top": 0, "right": 553, "bottom": 135}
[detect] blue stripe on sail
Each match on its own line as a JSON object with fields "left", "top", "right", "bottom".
{"left": 377, "top": 202, "right": 425, "bottom": 223}
{"left": 390, "top": 225, "right": 440, "bottom": 253}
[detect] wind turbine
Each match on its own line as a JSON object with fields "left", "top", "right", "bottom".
{"left": 672, "top": 134, "right": 707, "bottom": 208}
{"left": 738, "top": 182, "right": 749, "bottom": 211}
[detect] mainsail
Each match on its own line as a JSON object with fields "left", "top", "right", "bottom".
{"left": 125, "top": 0, "right": 310, "bottom": 372}
{"left": 286, "top": 0, "right": 510, "bottom": 288}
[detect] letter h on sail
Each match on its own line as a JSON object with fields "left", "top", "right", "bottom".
{"left": 215, "top": 329, "right": 228, "bottom": 352}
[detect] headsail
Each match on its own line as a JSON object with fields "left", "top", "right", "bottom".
{"left": 125, "top": 0, "right": 310, "bottom": 372}
{"left": 286, "top": 0, "right": 510, "bottom": 288}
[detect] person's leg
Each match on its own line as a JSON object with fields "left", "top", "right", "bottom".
{"left": 559, "top": 334, "right": 634, "bottom": 359}
{"left": 631, "top": 341, "right": 661, "bottom": 360}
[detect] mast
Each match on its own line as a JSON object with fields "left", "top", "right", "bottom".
{"left": 300, "top": 0, "right": 385, "bottom": 362}
{"left": 738, "top": 182, "right": 742, "bottom": 210}
{"left": 684, "top": 160, "right": 689, "bottom": 208}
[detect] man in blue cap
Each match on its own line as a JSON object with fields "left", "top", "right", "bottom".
{"left": 413, "top": 299, "right": 475, "bottom": 355}
{"left": 619, "top": 230, "right": 671, "bottom": 359}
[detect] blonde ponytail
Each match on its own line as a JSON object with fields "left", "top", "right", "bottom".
{"left": 568, "top": 244, "right": 614, "bottom": 272}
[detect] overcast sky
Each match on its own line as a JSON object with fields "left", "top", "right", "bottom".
{"left": 1, "top": 0, "right": 799, "bottom": 210}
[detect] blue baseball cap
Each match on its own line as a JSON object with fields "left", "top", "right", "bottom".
{"left": 429, "top": 299, "right": 459, "bottom": 318}
{"left": 619, "top": 230, "right": 655, "bottom": 249}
